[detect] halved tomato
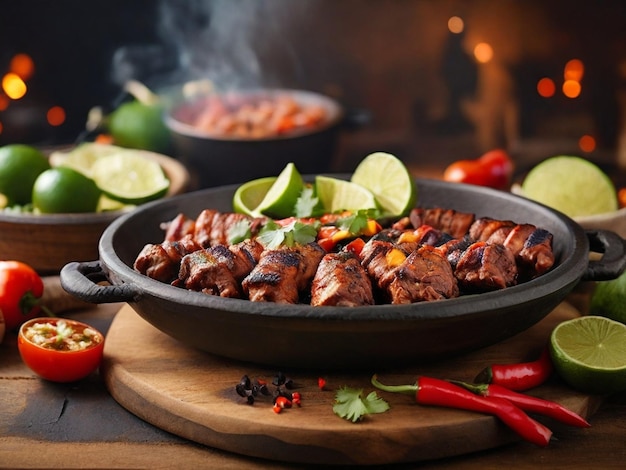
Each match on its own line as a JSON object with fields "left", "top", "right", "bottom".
{"left": 17, "top": 317, "right": 105, "bottom": 383}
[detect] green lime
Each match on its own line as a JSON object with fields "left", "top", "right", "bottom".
{"left": 589, "top": 270, "right": 626, "bottom": 324}
{"left": 50, "top": 142, "right": 126, "bottom": 177}
{"left": 232, "top": 176, "right": 278, "bottom": 217}
{"left": 90, "top": 153, "right": 170, "bottom": 205}
{"left": 256, "top": 162, "right": 304, "bottom": 218}
{"left": 0, "top": 144, "right": 51, "bottom": 205}
{"left": 32, "top": 167, "right": 102, "bottom": 213}
{"left": 521, "top": 156, "right": 617, "bottom": 218}
{"left": 107, "top": 101, "right": 171, "bottom": 153}
{"left": 550, "top": 315, "right": 626, "bottom": 394}
{"left": 351, "top": 152, "right": 417, "bottom": 216}
{"left": 315, "top": 175, "right": 378, "bottom": 213}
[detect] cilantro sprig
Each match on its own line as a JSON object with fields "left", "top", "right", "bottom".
{"left": 333, "top": 386, "right": 390, "bottom": 423}
{"left": 257, "top": 219, "right": 319, "bottom": 249}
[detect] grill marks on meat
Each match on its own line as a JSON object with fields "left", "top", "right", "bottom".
{"left": 242, "top": 243, "right": 325, "bottom": 304}
{"left": 133, "top": 207, "right": 557, "bottom": 306}
{"left": 453, "top": 241, "right": 518, "bottom": 292}
{"left": 359, "top": 237, "right": 459, "bottom": 304}
{"left": 175, "top": 239, "right": 264, "bottom": 297}
{"left": 134, "top": 234, "right": 202, "bottom": 283}
{"left": 311, "top": 251, "right": 374, "bottom": 306}
{"left": 384, "top": 245, "right": 459, "bottom": 304}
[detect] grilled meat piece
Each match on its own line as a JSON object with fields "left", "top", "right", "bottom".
{"left": 310, "top": 251, "right": 374, "bottom": 307}
{"left": 177, "top": 246, "right": 241, "bottom": 297}
{"left": 409, "top": 208, "right": 475, "bottom": 239}
{"left": 175, "top": 239, "right": 264, "bottom": 297}
{"left": 382, "top": 245, "right": 459, "bottom": 304}
{"left": 194, "top": 209, "right": 265, "bottom": 248}
{"left": 134, "top": 234, "right": 202, "bottom": 283}
{"left": 359, "top": 238, "right": 409, "bottom": 291}
{"left": 453, "top": 241, "right": 517, "bottom": 292}
{"left": 395, "top": 225, "right": 453, "bottom": 253}
{"left": 161, "top": 213, "right": 196, "bottom": 242}
{"left": 242, "top": 243, "right": 325, "bottom": 303}
{"left": 438, "top": 235, "right": 475, "bottom": 270}
{"left": 470, "top": 217, "right": 555, "bottom": 279}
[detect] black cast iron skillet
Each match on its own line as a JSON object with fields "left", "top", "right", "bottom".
{"left": 61, "top": 178, "right": 626, "bottom": 370}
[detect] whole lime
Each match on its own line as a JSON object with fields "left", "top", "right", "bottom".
{"left": 32, "top": 167, "right": 102, "bottom": 213}
{"left": 107, "top": 101, "right": 171, "bottom": 153}
{"left": 590, "top": 270, "right": 626, "bottom": 324}
{"left": 0, "top": 144, "right": 51, "bottom": 205}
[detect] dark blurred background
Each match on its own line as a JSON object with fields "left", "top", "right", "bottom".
{"left": 1, "top": 0, "right": 625, "bottom": 171}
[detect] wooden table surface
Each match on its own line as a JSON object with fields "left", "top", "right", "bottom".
{"left": 1, "top": 278, "right": 626, "bottom": 469}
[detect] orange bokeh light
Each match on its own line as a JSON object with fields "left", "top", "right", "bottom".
{"left": 47, "top": 106, "right": 66, "bottom": 126}
{"left": 564, "top": 59, "right": 584, "bottom": 81}
{"left": 537, "top": 77, "right": 556, "bottom": 98}
{"left": 2, "top": 73, "right": 27, "bottom": 100}
{"left": 447, "top": 16, "right": 464, "bottom": 34}
{"left": 579, "top": 135, "right": 596, "bottom": 153}
{"left": 473, "top": 42, "right": 493, "bottom": 64}
{"left": 9, "top": 53, "right": 35, "bottom": 81}
{"left": 562, "top": 79, "right": 581, "bottom": 98}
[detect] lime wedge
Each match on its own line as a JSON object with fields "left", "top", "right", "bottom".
{"left": 315, "top": 175, "right": 378, "bottom": 213}
{"left": 232, "top": 176, "right": 278, "bottom": 217}
{"left": 50, "top": 143, "right": 128, "bottom": 177}
{"left": 256, "top": 162, "right": 304, "bottom": 218}
{"left": 550, "top": 315, "right": 626, "bottom": 394}
{"left": 521, "top": 156, "right": 617, "bottom": 218}
{"left": 91, "top": 153, "right": 170, "bottom": 204}
{"left": 351, "top": 152, "right": 417, "bottom": 216}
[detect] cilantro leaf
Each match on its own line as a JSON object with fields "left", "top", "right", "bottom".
{"left": 333, "top": 386, "right": 390, "bottom": 423}
{"left": 294, "top": 186, "right": 320, "bottom": 218}
{"left": 257, "top": 219, "right": 319, "bottom": 249}
{"left": 227, "top": 219, "right": 252, "bottom": 245}
{"left": 336, "top": 209, "right": 380, "bottom": 234}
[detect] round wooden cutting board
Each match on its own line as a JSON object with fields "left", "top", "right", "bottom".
{"left": 102, "top": 302, "right": 598, "bottom": 466}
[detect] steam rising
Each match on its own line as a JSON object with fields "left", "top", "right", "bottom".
{"left": 151, "top": 0, "right": 310, "bottom": 91}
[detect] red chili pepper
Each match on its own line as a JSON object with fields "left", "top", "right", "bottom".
{"left": 274, "top": 396, "right": 292, "bottom": 409}
{"left": 474, "top": 347, "right": 554, "bottom": 391}
{"left": 450, "top": 381, "right": 590, "bottom": 428}
{"left": 272, "top": 403, "right": 282, "bottom": 414}
{"left": 318, "top": 377, "right": 327, "bottom": 391}
{"left": 317, "top": 238, "right": 337, "bottom": 253}
{"left": 292, "top": 392, "right": 302, "bottom": 406}
{"left": 371, "top": 375, "right": 552, "bottom": 447}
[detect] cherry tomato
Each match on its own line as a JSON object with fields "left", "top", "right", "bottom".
{"left": 0, "top": 261, "right": 46, "bottom": 331}
{"left": 18, "top": 317, "right": 105, "bottom": 383}
{"left": 443, "top": 149, "right": 514, "bottom": 190}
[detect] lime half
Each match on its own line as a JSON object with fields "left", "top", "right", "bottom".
{"left": 521, "top": 156, "right": 617, "bottom": 218}
{"left": 550, "top": 315, "right": 626, "bottom": 394}
{"left": 315, "top": 175, "right": 378, "bottom": 213}
{"left": 91, "top": 153, "right": 170, "bottom": 204}
{"left": 351, "top": 152, "right": 416, "bottom": 216}
{"left": 255, "top": 162, "right": 304, "bottom": 218}
{"left": 232, "top": 176, "right": 278, "bottom": 217}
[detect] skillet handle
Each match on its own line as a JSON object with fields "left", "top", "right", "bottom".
{"left": 582, "top": 230, "right": 626, "bottom": 281}
{"left": 60, "top": 261, "right": 141, "bottom": 304}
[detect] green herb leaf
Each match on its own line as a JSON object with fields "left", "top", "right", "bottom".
{"left": 333, "top": 386, "right": 390, "bottom": 423}
{"left": 336, "top": 209, "right": 380, "bottom": 234}
{"left": 295, "top": 185, "right": 320, "bottom": 218}
{"left": 227, "top": 219, "right": 252, "bottom": 245}
{"left": 257, "top": 219, "right": 319, "bottom": 249}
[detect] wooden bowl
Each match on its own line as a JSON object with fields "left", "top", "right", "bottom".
{"left": 0, "top": 149, "right": 190, "bottom": 274}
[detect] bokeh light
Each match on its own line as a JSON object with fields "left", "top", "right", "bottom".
{"left": 47, "top": 106, "right": 66, "bottom": 126}
{"left": 2, "top": 73, "right": 27, "bottom": 100}
{"left": 564, "top": 59, "right": 584, "bottom": 81}
{"left": 578, "top": 134, "right": 596, "bottom": 153}
{"left": 447, "top": 16, "right": 464, "bottom": 34}
{"left": 562, "top": 79, "right": 581, "bottom": 98}
{"left": 473, "top": 42, "right": 493, "bottom": 63}
{"left": 9, "top": 53, "right": 35, "bottom": 81}
{"left": 537, "top": 77, "right": 556, "bottom": 98}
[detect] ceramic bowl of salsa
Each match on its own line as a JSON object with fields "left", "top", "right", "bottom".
{"left": 18, "top": 317, "right": 105, "bottom": 382}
